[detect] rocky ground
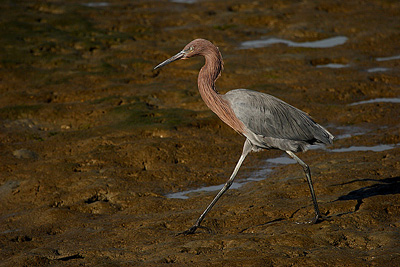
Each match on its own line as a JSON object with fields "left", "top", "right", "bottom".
{"left": 0, "top": 0, "right": 399, "bottom": 266}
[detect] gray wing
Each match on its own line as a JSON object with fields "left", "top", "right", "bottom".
{"left": 223, "top": 89, "right": 333, "bottom": 148}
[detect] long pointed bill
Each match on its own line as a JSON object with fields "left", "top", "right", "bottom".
{"left": 154, "top": 50, "right": 185, "bottom": 70}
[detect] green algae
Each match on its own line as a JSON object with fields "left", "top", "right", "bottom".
{"left": 0, "top": 104, "right": 42, "bottom": 120}
{"left": 111, "top": 102, "right": 197, "bottom": 130}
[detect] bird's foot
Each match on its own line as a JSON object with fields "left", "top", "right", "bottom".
{"left": 177, "top": 226, "right": 198, "bottom": 236}
{"left": 296, "top": 214, "right": 330, "bottom": 225}
{"left": 310, "top": 214, "right": 324, "bottom": 224}
{"left": 176, "top": 225, "right": 212, "bottom": 236}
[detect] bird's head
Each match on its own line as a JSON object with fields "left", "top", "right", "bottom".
{"left": 154, "top": 39, "right": 213, "bottom": 70}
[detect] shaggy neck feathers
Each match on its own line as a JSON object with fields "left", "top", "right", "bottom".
{"left": 196, "top": 43, "right": 245, "bottom": 134}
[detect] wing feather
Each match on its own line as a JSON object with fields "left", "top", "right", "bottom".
{"left": 224, "top": 89, "right": 332, "bottom": 146}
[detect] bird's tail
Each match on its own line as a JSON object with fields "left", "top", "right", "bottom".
{"left": 318, "top": 125, "right": 335, "bottom": 145}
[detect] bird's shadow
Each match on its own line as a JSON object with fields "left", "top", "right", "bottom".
{"left": 331, "top": 176, "right": 400, "bottom": 214}
{"left": 336, "top": 176, "right": 400, "bottom": 201}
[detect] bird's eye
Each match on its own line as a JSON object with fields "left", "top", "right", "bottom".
{"left": 184, "top": 46, "right": 194, "bottom": 53}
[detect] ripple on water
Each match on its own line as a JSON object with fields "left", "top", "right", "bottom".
{"left": 240, "top": 36, "right": 348, "bottom": 49}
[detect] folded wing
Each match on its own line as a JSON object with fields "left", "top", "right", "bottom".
{"left": 223, "top": 89, "right": 333, "bottom": 151}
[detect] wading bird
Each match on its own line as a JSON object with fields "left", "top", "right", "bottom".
{"left": 154, "top": 39, "right": 334, "bottom": 235}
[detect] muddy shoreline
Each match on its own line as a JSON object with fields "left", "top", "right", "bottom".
{"left": 1, "top": 0, "right": 400, "bottom": 266}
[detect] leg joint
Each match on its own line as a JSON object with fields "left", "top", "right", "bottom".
{"left": 303, "top": 164, "right": 310, "bottom": 173}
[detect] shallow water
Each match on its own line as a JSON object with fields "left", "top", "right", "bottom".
{"left": 316, "top": 63, "right": 350, "bottom": 69}
{"left": 82, "top": 2, "right": 109, "bottom": 7}
{"left": 266, "top": 156, "right": 296, "bottom": 164}
{"left": 165, "top": 183, "right": 242, "bottom": 199}
{"left": 166, "top": 154, "right": 295, "bottom": 199}
{"left": 240, "top": 36, "right": 348, "bottom": 49}
{"left": 376, "top": 54, "right": 400, "bottom": 61}
{"left": 335, "top": 133, "right": 361, "bottom": 139}
{"left": 367, "top": 67, "right": 390, "bottom": 73}
{"left": 171, "top": 0, "right": 197, "bottom": 3}
{"left": 330, "top": 144, "right": 399, "bottom": 153}
{"left": 165, "top": 169, "right": 275, "bottom": 199}
{"left": 333, "top": 125, "right": 368, "bottom": 139}
{"left": 349, "top": 98, "right": 400, "bottom": 106}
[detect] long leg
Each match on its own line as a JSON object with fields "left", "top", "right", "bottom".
{"left": 181, "top": 139, "right": 253, "bottom": 235}
{"left": 286, "top": 151, "right": 322, "bottom": 223}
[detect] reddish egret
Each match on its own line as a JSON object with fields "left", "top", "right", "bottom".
{"left": 154, "top": 39, "right": 334, "bottom": 234}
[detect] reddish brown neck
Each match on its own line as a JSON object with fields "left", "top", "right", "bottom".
{"left": 197, "top": 49, "right": 245, "bottom": 134}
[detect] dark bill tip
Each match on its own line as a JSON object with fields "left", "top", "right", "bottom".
{"left": 154, "top": 51, "right": 185, "bottom": 70}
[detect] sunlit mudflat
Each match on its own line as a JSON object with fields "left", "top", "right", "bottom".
{"left": 2, "top": 1, "right": 400, "bottom": 265}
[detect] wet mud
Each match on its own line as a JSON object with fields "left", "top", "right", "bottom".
{"left": 1, "top": 0, "right": 400, "bottom": 266}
